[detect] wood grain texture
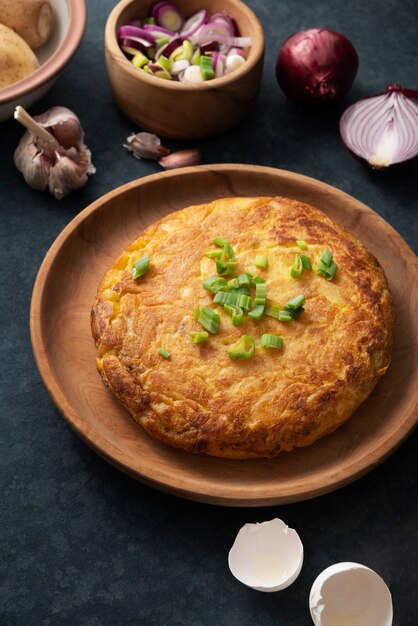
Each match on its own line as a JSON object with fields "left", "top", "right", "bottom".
{"left": 30, "top": 165, "right": 418, "bottom": 506}
{"left": 104, "top": 0, "right": 265, "bottom": 139}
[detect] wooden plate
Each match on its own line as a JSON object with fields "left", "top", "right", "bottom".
{"left": 30, "top": 165, "right": 418, "bottom": 506}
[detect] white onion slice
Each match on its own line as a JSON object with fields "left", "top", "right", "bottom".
{"left": 340, "top": 85, "right": 418, "bottom": 168}
{"left": 171, "top": 59, "right": 190, "bottom": 76}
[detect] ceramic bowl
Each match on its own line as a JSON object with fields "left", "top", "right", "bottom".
{"left": 104, "top": 0, "right": 265, "bottom": 139}
{"left": 0, "top": 0, "right": 86, "bottom": 122}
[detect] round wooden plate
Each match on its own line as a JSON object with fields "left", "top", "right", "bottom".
{"left": 30, "top": 165, "right": 418, "bottom": 506}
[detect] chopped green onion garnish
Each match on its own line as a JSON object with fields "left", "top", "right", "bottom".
{"left": 284, "top": 295, "right": 306, "bottom": 310}
{"left": 264, "top": 299, "right": 281, "bottom": 319}
{"left": 144, "top": 16, "right": 156, "bottom": 24}
{"left": 188, "top": 331, "right": 209, "bottom": 344}
{"left": 216, "top": 260, "right": 237, "bottom": 276}
{"left": 220, "top": 243, "right": 235, "bottom": 262}
{"left": 236, "top": 294, "right": 252, "bottom": 310}
{"left": 214, "top": 290, "right": 238, "bottom": 306}
{"left": 228, "top": 335, "right": 255, "bottom": 360}
{"left": 193, "top": 305, "right": 200, "bottom": 321}
{"left": 278, "top": 310, "right": 293, "bottom": 322}
{"left": 203, "top": 276, "right": 227, "bottom": 294}
{"left": 158, "top": 348, "right": 171, "bottom": 358}
{"left": 316, "top": 248, "right": 338, "bottom": 280}
{"left": 255, "top": 282, "right": 267, "bottom": 304}
{"left": 200, "top": 55, "right": 215, "bottom": 80}
{"left": 198, "top": 307, "right": 220, "bottom": 334}
{"left": 296, "top": 240, "right": 308, "bottom": 250}
{"left": 301, "top": 255, "right": 312, "bottom": 270}
{"left": 157, "top": 55, "right": 173, "bottom": 71}
{"left": 290, "top": 253, "right": 303, "bottom": 279}
{"left": 227, "top": 278, "right": 239, "bottom": 289}
{"left": 224, "top": 304, "right": 244, "bottom": 326}
{"left": 230, "top": 285, "right": 250, "bottom": 295}
{"left": 255, "top": 254, "right": 268, "bottom": 269}
{"left": 132, "top": 253, "right": 150, "bottom": 279}
{"left": 237, "top": 273, "right": 252, "bottom": 286}
{"left": 320, "top": 248, "right": 333, "bottom": 266}
{"left": 205, "top": 249, "right": 223, "bottom": 259}
{"left": 213, "top": 237, "right": 229, "bottom": 247}
{"left": 251, "top": 275, "right": 266, "bottom": 285}
{"left": 248, "top": 304, "right": 265, "bottom": 320}
{"left": 261, "top": 334, "right": 283, "bottom": 349}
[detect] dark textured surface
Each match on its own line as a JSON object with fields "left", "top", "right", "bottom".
{"left": 1, "top": 0, "right": 417, "bottom": 624}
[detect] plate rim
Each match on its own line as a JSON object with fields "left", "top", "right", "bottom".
{"left": 30, "top": 164, "right": 418, "bottom": 506}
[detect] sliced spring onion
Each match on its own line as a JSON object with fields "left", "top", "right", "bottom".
{"left": 188, "top": 331, "right": 209, "bottom": 343}
{"left": 251, "top": 275, "right": 266, "bottom": 285}
{"left": 237, "top": 273, "right": 252, "bottom": 286}
{"left": 216, "top": 260, "right": 237, "bottom": 276}
{"left": 284, "top": 295, "right": 306, "bottom": 310}
{"left": 248, "top": 304, "right": 265, "bottom": 320}
{"left": 290, "top": 253, "right": 303, "bottom": 279}
{"left": 213, "top": 236, "right": 229, "bottom": 247}
{"left": 132, "top": 52, "right": 149, "bottom": 68}
{"left": 261, "top": 334, "right": 283, "bottom": 349}
{"left": 205, "top": 249, "right": 223, "bottom": 259}
{"left": 264, "top": 299, "right": 281, "bottom": 319}
{"left": 236, "top": 294, "right": 252, "bottom": 310}
{"left": 296, "top": 240, "right": 308, "bottom": 250}
{"left": 200, "top": 54, "right": 215, "bottom": 80}
{"left": 224, "top": 304, "right": 244, "bottom": 326}
{"left": 198, "top": 306, "right": 220, "bottom": 334}
{"left": 316, "top": 248, "right": 338, "bottom": 280}
{"left": 132, "top": 253, "right": 150, "bottom": 279}
{"left": 230, "top": 285, "right": 250, "bottom": 295}
{"left": 228, "top": 335, "right": 255, "bottom": 360}
{"left": 213, "top": 290, "right": 239, "bottom": 305}
{"left": 193, "top": 305, "right": 200, "bottom": 320}
{"left": 203, "top": 275, "right": 227, "bottom": 293}
{"left": 220, "top": 242, "right": 235, "bottom": 261}
{"left": 227, "top": 278, "right": 239, "bottom": 289}
{"left": 291, "top": 306, "right": 305, "bottom": 318}
{"left": 278, "top": 310, "right": 293, "bottom": 322}
{"left": 301, "top": 255, "right": 312, "bottom": 270}
{"left": 158, "top": 348, "right": 171, "bottom": 358}
{"left": 255, "top": 254, "right": 268, "bottom": 269}
{"left": 320, "top": 248, "right": 333, "bottom": 266}
{"left": 255, "top": 282, "right": 267, "bottom": 304}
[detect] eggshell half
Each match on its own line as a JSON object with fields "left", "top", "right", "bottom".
{"left": 309, "top": 562, "right": 393, "bottom": 626}
{"left": 228, "top": 518, "right": 304, "bottom": 592}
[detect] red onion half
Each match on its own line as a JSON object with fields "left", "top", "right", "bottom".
{"left": 276, "top": 28, "right": 358, "bottom": 105}
{"left": 340, "top": 85, "right": 418, "bottom": 168}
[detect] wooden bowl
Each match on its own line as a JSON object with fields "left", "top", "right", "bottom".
{"left": 0, "top": 0, "right": 86, "bottom": 121}
{"left": 104, "top": 0, "right": 265, "bottom": 139}
{"left": 30, "top": 165, "right": 418, "bottom": 506}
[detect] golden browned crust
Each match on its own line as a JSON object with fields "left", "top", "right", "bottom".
{"left": 91, "top": 197, "right": 394, "bottom": 459}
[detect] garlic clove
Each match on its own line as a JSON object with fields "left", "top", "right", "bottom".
{"left": 14, "top": 132, "right": 51, "bottom": 191}
{"left": 124, "top": 131, "right": 170, "bottom": 160}
{"left": 34, "top": 106, "right": 83, "bottom": 148}
{"left": 158, "top": 148, "right": 202, "bottom": 170}
{"left": 48, "top": 153, "right": 88, "bottom": 201}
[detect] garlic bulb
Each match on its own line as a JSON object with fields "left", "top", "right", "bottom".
{"left": 14, "top": 106, "right": 95, "bottom": 200}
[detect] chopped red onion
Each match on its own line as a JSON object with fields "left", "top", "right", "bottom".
{"left": 340, "top": 85, "right": 418, "bottom": 168}
{"left": 228, "top": 47, "right": 244, "bottom": 58}
{"left": 119, "top": 37, "right": 153, "bottom": 51}
{"left": 143, "top": 24, "right": 175, "bottom": 36}
{"left": 118, "top": 25, "right": 156, "bottom": 43}
{"left": 200, "top": 41, "right": 220, "bottom": 54}
{"left": 180, "top": 10, "right": 208, "bottom": 39}
{"left": 155, "top": 35, "right": 182, "bottom": 59}
{"left": 197, "top": 22, "right": 233, "bottom": 45}
{"left": 153, "top": 2, "right": 184, "bottom": 32}
{"left": 208, "top": 12, "right": 235, "bottom": 37}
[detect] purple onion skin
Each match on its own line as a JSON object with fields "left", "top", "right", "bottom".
{"left": 276, "top": 28, "right": 359, "bottom": 105}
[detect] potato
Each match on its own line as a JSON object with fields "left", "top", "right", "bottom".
{"left": 0, "top": 24, "right": 39, "bottom": 89}
{"left": 0, "top": 0, "right": 52, "bottom": 50}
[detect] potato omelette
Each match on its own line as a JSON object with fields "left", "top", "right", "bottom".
{"left": 91, "top": 196, "right": 394, "bottom": 458}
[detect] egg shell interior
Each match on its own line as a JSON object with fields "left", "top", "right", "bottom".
{"left": 309, "top": 562, "right": 393, "bottom": 626}
{"left": 228, "top": 518, "right": 304, "bottom": 591}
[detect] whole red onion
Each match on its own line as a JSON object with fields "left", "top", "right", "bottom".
{"left": 276, "top": 28, "right": 359, "bottom": 105}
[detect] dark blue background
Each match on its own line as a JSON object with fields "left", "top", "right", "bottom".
{"left": 1, "top": 1, "right": 417, "bottom": 624}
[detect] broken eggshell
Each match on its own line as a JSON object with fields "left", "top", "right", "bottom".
{"left": 309, "top": 562, "right": 393, "bottom": 626}
{"left": 228, "top": 518, "right": 304, "bottom": 592}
